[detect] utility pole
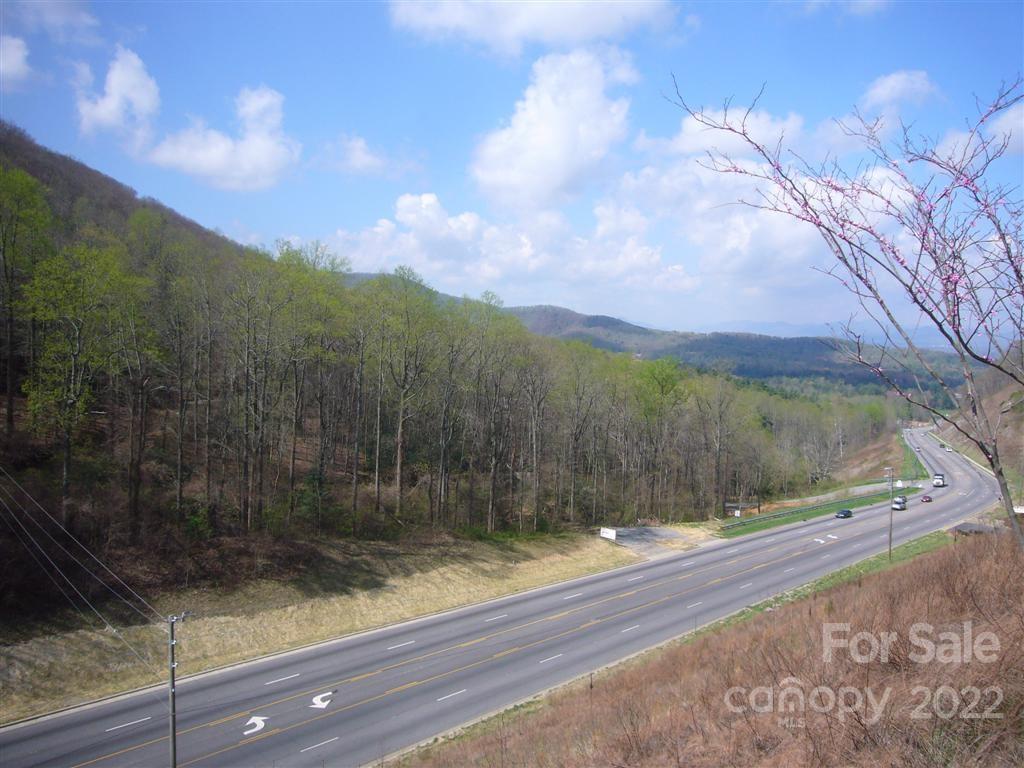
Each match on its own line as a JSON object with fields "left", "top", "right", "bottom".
{"left": 885, "top": 466, "right": 894, "bottom": 561}
{"left": 168, "top": 611, "right": 191, "bottom": 768}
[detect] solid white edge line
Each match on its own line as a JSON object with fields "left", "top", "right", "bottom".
{"left": 104, "top": 716, "right": 151, "bottom": 732}
{"left": 437, "top": 689, "right": 467, "bottom": 702}
{"left": 563, "top": 593, "right": 583, "bottom": 600}
{"left": 621, "top": 625, "right": 640, "bottom": 633}
{"left": 299, "top": 736, "right": 339, "bottom": 753}
{"left": 484, "top": 614, "right": 508, "bottom": 622}
{"left": 538, "top": 654, "right": 563, "bottom": 664}
{"left": 264, "top": 673, "right": 300, "bottom": 685}
{"left": 387, "top": 640, "right": 415, "bottom": 650}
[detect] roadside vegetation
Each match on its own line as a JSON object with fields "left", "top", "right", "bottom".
{"left": 2, "top": 125, "right": 902, "bottom": 623}
{"left": 406, "top": 531, "right": 1023, "bottom": 768}
{"left": 720, "top": 490, "right": 894, "bottom": 538}
{"left": 0, "top": 532, "right": 635, "bottom": 723}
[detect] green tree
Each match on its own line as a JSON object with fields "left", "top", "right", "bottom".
{"left": 0, "top": 167, "right": 51, "bottom": 438}
{"left": 22, "top": 243, "right": 128, "bottom": 523}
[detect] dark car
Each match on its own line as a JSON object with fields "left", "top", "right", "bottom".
{"left": 835, "top": 509, "right": 854, "bottom": 519}
{"left": 922, "top": 495, "right": 933, "bottom": 503}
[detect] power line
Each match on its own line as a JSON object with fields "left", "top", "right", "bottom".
{"left": 0, "top": 502, "right": 90, "bottom": 625}
{"left": 0, "top": 481, "right": 163, "bottom": 627}
{"left": 0, "top": 465, "right": 165, "bottom": 624}
{"left": 0, "top": 494, "right": 169, "bottom": 694}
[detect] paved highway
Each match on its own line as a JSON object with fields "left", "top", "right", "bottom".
{"left": 0, "top": 428, "right": 998, "bottom": 768}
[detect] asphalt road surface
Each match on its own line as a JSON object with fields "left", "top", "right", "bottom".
{"left": 0, "top": 428, "right": 999, "bottom": 768}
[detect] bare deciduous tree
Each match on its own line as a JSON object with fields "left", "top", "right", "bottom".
{"left": 673, "top": 78, "right": 1024, "bottom": 546}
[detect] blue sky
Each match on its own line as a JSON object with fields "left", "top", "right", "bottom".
{"left": 1, "top": 0, "right": 1021, "bottom": 334}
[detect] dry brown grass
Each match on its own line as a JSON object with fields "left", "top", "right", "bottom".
{"left": 0, "top": 534, "right": 637, "bottom": 723}
{"left": 408, "top": 534, "right": 1024, "bottom": 768}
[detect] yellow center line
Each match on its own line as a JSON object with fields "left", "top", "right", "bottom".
{"left": 70, "top": 528, "right": 855, "bottom": 768}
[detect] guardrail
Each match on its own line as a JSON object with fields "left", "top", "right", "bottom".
{"left": 720, "top": 489, "right": 905, "bottom": 531}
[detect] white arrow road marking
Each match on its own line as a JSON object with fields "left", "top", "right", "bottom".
{"left": 814, "top": 538, "right": 826, "bottom": 544}
{"left": 784, "top": 568, "right": 795, "bottom": 573}
{"left": 105, "top": 717, "right": 151, "bottom": 732}
{"left": 264, "top": 673, "right": 299, "bottom": 685}
{"left": 437, "top": 689, "right": 466, "bottom": 702}
{"left": 627, "top": 575, "right": 644, "bottom": 582}
{"left": 309, "top": 691, "right": 334, "bottom": 709}
{"left": 300, "top": 737, "right": 338, "bottom": 754}
{"left": 243, "top": 716, "right": 268, "bottom": 736}
{"left": 827, "top": 534, "right": 838, "bottom": 540}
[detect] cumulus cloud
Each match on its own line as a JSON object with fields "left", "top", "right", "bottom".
{"left": 390, "top": 0, "right": 672, "bottom": 56}
{"left": 472, "top": 49, "right": 634, "bottom": 209}
{"left": 150, "top": 86, "right": 301, "bottom": 190}
{"left": 75, "top": 45, "right": 159, "bottom": 150}
{"left": 990, "top": 102, "right": 1023, "bottom": 155}
{"left": 861, "top": 70, "right": 936, "bottom": 113}
{"left": 0, "top": 36, "right": 31, "bottom": 90}
{"left": 335, "top": 191, "right": 697, "bottom": 299}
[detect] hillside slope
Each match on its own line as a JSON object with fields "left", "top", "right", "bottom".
{"left": 507, "top": 304, "right": 965, "bottom": 390}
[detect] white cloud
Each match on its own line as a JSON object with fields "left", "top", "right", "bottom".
{"left": 330, "top": 134, "right": 387, "bottom": 174}
{"left": 335, "top": 192, "right": 697, "bottom": 297}
{"left": 990, "top": 102, "right": 1023, "bottom": 155}
{"left": 472, "top": 49, "right": 633, "bottom": 209}
{"left": 11, "top": 0, "right": 100, "bottom": 44}
{"left": 861, "top": 70, "right": 936, "bottom": 113}
{"left": 75, "top": 45, "right": 159, "bottom": 151}
{"left": 642, "top": 109, "right": 804, "bottom": 158}
{"left": 0, "top": 35, "right": 31, "bottom": 90}
{"left": 390, "top": 0, "right": 672, "bottom": 56}
{"left": 150, "top": 86, "right": 301, "bottom": 190}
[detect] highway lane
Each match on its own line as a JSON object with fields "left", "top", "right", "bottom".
{"left": 0, "top": 428, "right": 998, "bottom": 767}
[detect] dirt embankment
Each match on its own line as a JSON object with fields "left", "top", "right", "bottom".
{"left": 409, "top": 533, "right": 1024, "bottom": 768}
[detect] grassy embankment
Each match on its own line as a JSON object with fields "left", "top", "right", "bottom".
{"left": 407, "top": 528, "right": 1023, "bottom": 768}
{"left": 0, "top": 533, "right": 637, "bottom": 724}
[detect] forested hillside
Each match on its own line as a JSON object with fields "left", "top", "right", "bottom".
{"left": 508, "top": 304, "right": 966, "bottom": 392}
{"left": 0, "top": 123, "right": 898, "bottom": 584}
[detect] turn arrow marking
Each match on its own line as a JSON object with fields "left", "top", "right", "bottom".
{"left": 310, "top": 691, "right": 335, "bottom": 709}
{"left": 243, "top": 716, "right": 268, "bottom": 736}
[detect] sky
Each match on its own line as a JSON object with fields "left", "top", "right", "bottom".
{"left": 0, "top": 0, "right": 1022, "bottom": 336}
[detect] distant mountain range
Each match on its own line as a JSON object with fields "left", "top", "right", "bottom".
{"left": 350, "top": 275, "right": 964, "bottom": 390}
{"left": 0, "top": 120, "right": 961, "bottom": 395}
{"left": 505, "top": 304, "right": 884, "bottom": 386}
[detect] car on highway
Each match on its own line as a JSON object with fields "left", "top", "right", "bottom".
{"left": 922, "top": 495, "right": 933, "bottom": 502}
{"left": 946, "top": 446, "right": 953, "bottom": 452}
{"left": 835, "top": 509, "right": 854, "bottom": 519}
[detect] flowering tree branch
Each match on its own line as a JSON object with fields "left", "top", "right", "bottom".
{"left": 670, "top": 77, "right": 1024, "bottom": 546}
